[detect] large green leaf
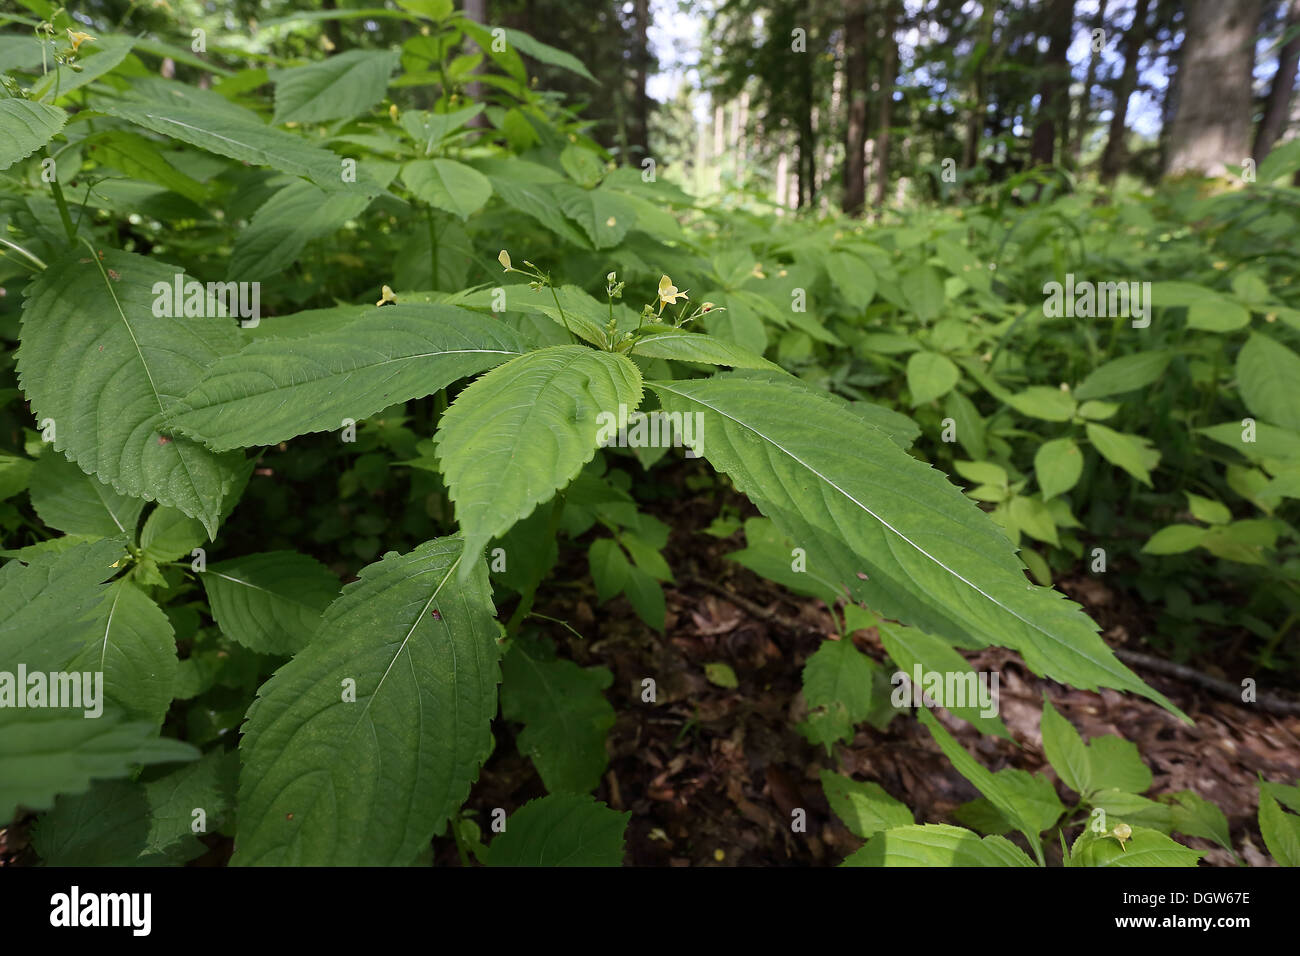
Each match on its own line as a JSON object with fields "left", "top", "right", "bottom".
{"left": 271, "top": 49, "right": 401, "bottom": 125}
{"left": 401, "top": 158, "right": 492, "bottom": 221}
{"left": 18, "top": 251, "right": 246, "bottom": 535}
{"left": 650, "top": 374, "right": 1184, "bottom": 719}
{"left": 797, "top": 636, "right": 877, "bottom": 751}
{"left": 820, "top": 771, "right": 913, "bottom": 839}
{"left": 199, "top": 551, "right": 338, "bottom": 656}
{"left": 66, "top": 580, "right": 177, "bottom": 727}
{"left": 434, "top": 346, "right": 643, "bottom": 574}
{"left": 1237, "top": 332, "right": 1300, "bottom": 431}
{"left": 0, "top": 706, "right": 197, "bottom": 822}
{"left": 878, "top": 621, "right": 1011, "bottom": 738}
{"left": 228, "top": 178, "right": 376, "bottom": 281}
{"left": 1073, "top": 350, "right": 1172, "bottom": 401}
{"left": 170, "top": 303, "right": 531, "bottom": 450}
{"left": 233, "top": 537, "right": 501, "bottom": 865}
{"left": 486, "top": 794, "right": 628, "bottom": 866}
{"left": 1259, "top": 793, "right": 1300, "bottom": 866}
{"left": 1069, "top": 826, "right": 1202, "bottom": 866}
{"left": 0, "top": 98, "right": 66, "bottom": 170}
{"left": 628, "top": 329, "right": 778, "bottom": 370}
{"left": 0, "top": 537, "right": 128, "bottom": 673}
{"left": 842, "top": 824, "right": 1035, "bottom": 866}
{"left": 28, "top": 448, "right": 145, "bottom": 539}
{"left": 105, "top": 98, "right": 360, "bottom": 193}
{"left": 500, "top": 634, "right": 614, "bottom": 794}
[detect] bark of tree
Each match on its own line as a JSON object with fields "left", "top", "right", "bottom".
{"left": 1030, "top": 0, "right": 1075, "bottom": 167}
{"left": 843, "top": 0, "right": 870, "bottom": 215}
{"left": 1165, "top": 0, "right": 1262, "bottom": 176}
{"left": 798, "top": 43, "right": 816, "bottom": 206}
{"left": 1254, "top": 0, "right": 1300, "bottom": 162}
{"left": 629, "top": 0, "right": 652, "bottom": 161}
{"left": 1099, "top": 0, "right": 1152, "bottom": 183}
{"left": 873, "top": 2, "right": 898, "bottom": 210}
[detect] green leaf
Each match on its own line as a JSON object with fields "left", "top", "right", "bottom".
{"left": 1089, "top": 789, "right": 1172, "bottom": 832}
{"left": 1071, "top": 351, "right": 1175, "bottom": 400}
{"left": 907, "top": 351, "right": 960, "bottom": 405}
{"left": 1035, "top": 437, "right": 1083, "bottom": 500}
{"left": 435, "top": 346, "right": 643, "bottom": 574}
{"left": 1187, "top": 297, "right": 1250, "bottom": 332}
{"left": 17, "top": 251, "right": 245, "bottom": 536}
{"left": 170, "top": 303, "right": 530, "bottom": 450}
{"left": 0, "top": 98, "right": 65, "bottom": 171}
{"left": 1165, "top": 791, "right": 1233, "bottom": 854}
{"left": 1069, "top": 826, "right": 1202, "bottom": 866}
{"left": 629, "top": 329, "right": 777, "bottom": 370}
{"left": 1007, "top": 386, "right": 1076, "bottom": 422}
{"left": 105, "top": 98, "right": 359, "bottom": 193}
{"left": 1040, "top": 699, "right": 1091, "bottom": 795}
{"left": 486, "top": 793, "right": 628, "bottom": 866}
{"left": 727, "top": 516, "right": 844, "bottom": 606}
{"left": 0, "top": 706, "right": 197, "bottom": 822}
{"left": 1086, "top": 423, "right": 1157, "bottom": 487}
{"left": 900, "top": 265, "right": 944, "bottom": 322}
{"left": 479, "top": 159, "right": 591, "bottom": 247}
{"left": 820, "top": 770, "right": 912, "bottom": 839}
{"left": 622, "top": 564, "right": 665, "bottom": 631}
{"left": 553, "top": 184, "right": 637, "bottom": 249}
{"left": 878, "top": 621, "right": 1011, "bottom": 738}
{"left": 797, "top": 637, "right": 877, "bottom": 751}
{"left": 843, "top": 824, "right": 1035, "bottom": 866}
{"left": 28, "top": 448, "right": 145, "bottom": 539}
{"left": 497, "top": 27, "right": 597, "bottom": 81}
{"left": 272, "top": 49, "right": 401, "bottom": 125}
{"left": 399, "top": 104, "right": 484, "bottom": 154}
{"left": 233, "top": 537, "right": 501, "bottom": 865}
{"left": 139, "top": 506, "right": 207, "bottom": 563}
{"left": 704, "top": 661, "right": 739, "bottom": 688}
{"left": 588, "top": 537, "right": 630, "bottom": 603}
{"left": 1143, "top": 524, "right": 1206, "bottom": 554}
{"left": 199, "top": 552, "right": 338, "bottom": 656}
{"left": 229, "top": 178, "right": 375, "bottom": 281}
{"left": 66, "top": 580, "right": 177, "bottom": 726}
{"left": 401, "top": 158, "right": 492, "bottom": 221}
{"left": 1259, "top": 793, "right": 1300, "bottom": 866}
{"left": 918, "top": 709, "right": 1045, "bottom": 859}
{"left": 1186, "top": 492, "right": 1231, "bottom": 526}
{"left": 30, "top": 36, "right": 133, "bottom": 102}
{"left": 501, "top": 634, "right": 614, "bottom": 794}
{"left": 1087, "top": 735, "right": 1152, "bottom": 794}
{"left": 1237, "top": 332, "right": 1300, "bottom": 430}
{"left": 650, "top": 374, "right": 1184, "bottom": 719}
{"left": 0, "top": 537, "right": 130, "bottom": 673}
{"left": 89, "top": 129, "right": 208, "bottom": 204}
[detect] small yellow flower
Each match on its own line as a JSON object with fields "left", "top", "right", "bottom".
{"left": 389, "top": 103, "right": 398, "bottom": 122}
{"left": 701, "top": 302, "right": 715, "bottom": 312}
{"left": 751, "top": 263, "right": 766, "bottom": 279}
{"left": 498, "top": 250, "right": 512, "bottom": 271}
{"left": 66, "top": 29, "right": 95, "bottom": 52}
{"left": 376, "top": 284, "right": 397, "bottom": 307}
{"left": 657, "top": 274, "right": 688, "bottom": 312}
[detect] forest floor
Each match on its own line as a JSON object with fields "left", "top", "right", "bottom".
{"left": 452, "top": 463, "right": 1300, "bottom": 868}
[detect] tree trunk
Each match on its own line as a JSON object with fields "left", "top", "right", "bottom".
{"left": 963, "top": 0, "right": 997, "bottom": 170}
{"left": 1254, "top": 0, "right": 1300, "bottom": 162}
{"left": 1099, "top": 0, "right": 1151, "bottom": 183}
{"left": 798, "top": 43, "right": 816, "bottom": 206}
{"left": 874, "top": 3, "right": 898, "bottom": 210}
{"left": 1030, "top": 0, "right": 1075, "bottom": 167}
{"left": 1165, "top": 0, "right": 1262, "bottom": 177}
{"left": 629, "top": 0, "right": 652, "bottom": 161}
{"left": 843, "top": 0, "right": 870, "bottom": 215}
{"left": 1074, "top": 0, "right": 1109, "bottom": 161}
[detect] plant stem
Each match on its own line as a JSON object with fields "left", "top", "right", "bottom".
{"left": 548, "top": 283, "right": 573, "bottom": 338}
{"left": 427, "top": 207, "right": 439, "bottom": 289}
{"left": 48, "top": 165, "right": 77, "bottom": 246}
{"left": 0, "top": 236, "right": 47, "bottom": 270}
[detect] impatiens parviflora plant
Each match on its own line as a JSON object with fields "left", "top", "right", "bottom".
{"left": 10, "top": 233, "right": 1197, "bottom": 864}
